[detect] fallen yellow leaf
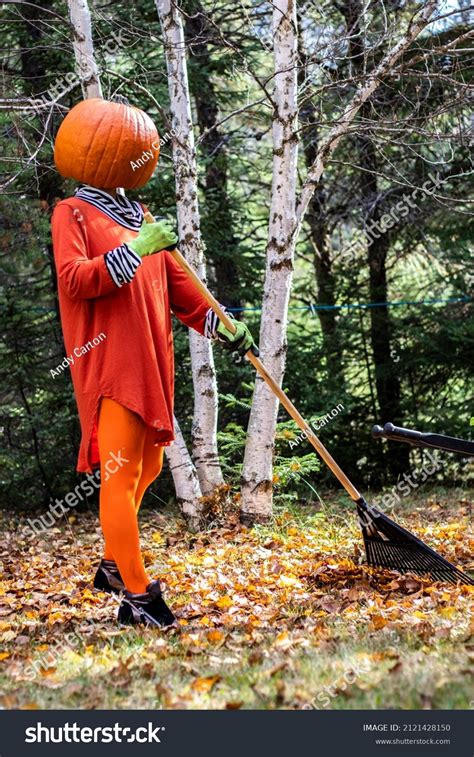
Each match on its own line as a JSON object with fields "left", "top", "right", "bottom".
{"left": 192, "top": 675, "right": 221, "bottom": 693}
{"left": 371, "top": 614, "right": 388, "bottom": 630}
{"left": 47, "top": 612, "right": 64, "bottom": 624}
{"left": 278, "top": 575, "right": 299, "bottom": 587}
{"left": 440, "top": 606, "right": 457, "bottom": 619}
{"left": 216, "top": 595, "right": 232, "bottom": 610}
{"left": 207, "top": 630, "right": 224, "bottom": 643}
{"left": 413, "top": 611, "right": 428, "bottom": 620}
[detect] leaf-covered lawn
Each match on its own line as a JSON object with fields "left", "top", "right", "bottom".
{"left": 0, "top": 488, "right": 473, "bottom": 710}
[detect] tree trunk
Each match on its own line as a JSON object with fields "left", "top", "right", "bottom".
{"left": 184, "top": 4, "right": 242, "bottom": 312}
{"left": 339, "top": 0, "right": 409, "bottom": 475}
{"left": 298, "top": 44, "right": 345, "bottom": 390}
{"left": 240, "top": 0, "right": 299, "bottom": 525}
{"left": 359, "top": 136, "right": 409, "bottom": 475}
{"left": 164, "top": 417, "right": 203, "bottom": 531}
{"left": 156, "top": 0, "right": 224, "bottom": 495}
{"left": 67, "top": 0, "right": 102, "bottom": 99}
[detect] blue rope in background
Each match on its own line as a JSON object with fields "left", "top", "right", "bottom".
{"left": 227, "top": 295, "right": 472, "bottom": 313}
{"left": 9, "top": 295, "right": 472, "bottom": 315}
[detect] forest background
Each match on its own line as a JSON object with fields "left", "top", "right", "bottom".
{"left": 0, "top": 0, "right": 472, "bottom": 523}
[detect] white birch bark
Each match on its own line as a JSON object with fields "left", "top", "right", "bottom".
{"left": 240, "top": 0, "right": 299, "bottom": 524}
{"left": 240, "top": 0, "right": 437, "bottom": 524}
{"left": 164, "top": 417, "right": 203, "bottom": 531}
{"left": 156, "top": 0, "right": 224, "bottom": 495}
{"left": 67, "top": 0, "right": 103, "bottom": 99}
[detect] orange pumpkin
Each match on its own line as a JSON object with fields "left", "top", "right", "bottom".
{"left": 54, "top": 98, "right": 160, "bottom": 190}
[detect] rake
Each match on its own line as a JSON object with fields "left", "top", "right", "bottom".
{"left": 368, "top": 422, "right": 474, "bottom": 583}
{"left": 145, "top": 213, "right": 473, "bottom": 585}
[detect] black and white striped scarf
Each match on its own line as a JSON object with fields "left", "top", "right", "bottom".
{"left": 204, "top": 306, "right": 230, "bottom": 340}
{"left": 105, "top": 244, "right": 142, "bottom": 287}
{"left": 74, "top": 185, "right": 144, "bottom": 231}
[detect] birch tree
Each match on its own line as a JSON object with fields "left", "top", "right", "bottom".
{"left": 184, "top": 3, "right": 242, "bottom": 312}
{"left": 165, "top": 417, "right": 204, "bottom": 530}
{"left": 156, "top": 0, "right": 224, "bottom": 496}
{"left": 241, "top": 0, "right": 299, "bottom": 524}
{"left": 241, "top": 0, "right": 438, "bottom": 523}
{"left": 67, "top": 0, "right": 102, "bottom": 99}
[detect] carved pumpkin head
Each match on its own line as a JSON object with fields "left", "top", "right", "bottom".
{"left": 54, "top": 98, "right": 160, "bottom": 190}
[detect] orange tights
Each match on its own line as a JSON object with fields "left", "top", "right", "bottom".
{"left": 97, "top": 398, "right": 164, "bottom": 594}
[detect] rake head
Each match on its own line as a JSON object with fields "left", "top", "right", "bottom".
{"left": 356, "top": 498, "right": 473, "bottom": 585}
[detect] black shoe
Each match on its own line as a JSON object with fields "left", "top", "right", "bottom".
{"left": 118, "top": 580, "right": 177, "bottom": 628}
{"left": 93, "top": 559, "right": 125, "bottom": 594}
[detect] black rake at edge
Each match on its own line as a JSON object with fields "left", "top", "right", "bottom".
{"left": 356, "top": 497, "right": 473, "bottom": 585}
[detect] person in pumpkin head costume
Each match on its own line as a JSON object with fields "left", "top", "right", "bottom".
{"left": 52, "top": 98, "right": 255, "bottom": 628}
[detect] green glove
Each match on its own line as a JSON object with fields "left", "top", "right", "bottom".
{"left": 127, "top": 220, "right": 178, "bottom": 258}
{"left": 216, "top": 317, "right": 258, "bottom": 357}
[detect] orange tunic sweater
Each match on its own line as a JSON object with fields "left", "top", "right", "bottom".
{"left": 51, "top": 197, "right": 209, "bottom": 473}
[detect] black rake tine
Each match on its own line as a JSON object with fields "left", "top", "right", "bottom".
{"left": 355, "top": 497, "right": 473, "bottom": 585}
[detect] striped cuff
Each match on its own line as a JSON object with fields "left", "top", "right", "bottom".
{"left": 204, "top": 306, "right": 229, "bottom": 339}
{"left": 104, "top": 244, "right": 142, "bottom": 287}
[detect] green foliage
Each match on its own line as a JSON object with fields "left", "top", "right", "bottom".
{"left": 217, "top": 398, "right": 321, "bottom": 505}
{"left": 0, "top": 0, "right": 473, "bottom": 510}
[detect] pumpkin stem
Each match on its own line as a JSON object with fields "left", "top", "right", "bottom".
{"left": 111, "top": 94, "right": 130, "bottom": 106}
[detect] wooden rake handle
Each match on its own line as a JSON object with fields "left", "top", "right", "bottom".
{"left": 144, "top": 211, "right": 361, "bottom": 501}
